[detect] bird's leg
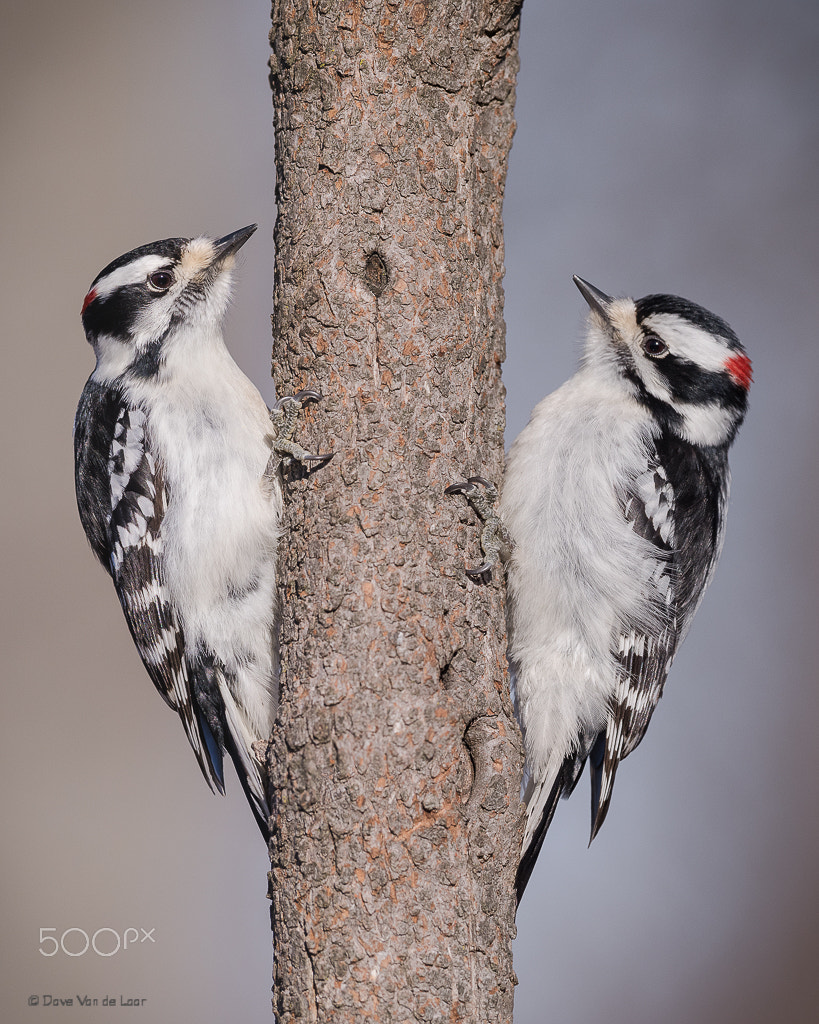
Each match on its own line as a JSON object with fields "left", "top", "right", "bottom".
{"left": 267, "top": 389, "right": 334, "bottom": 474}
{"left": 445, "top": 475, "right": 511, "bottom": 578}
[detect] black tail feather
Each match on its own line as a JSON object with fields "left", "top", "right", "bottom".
{"left": 223, "top": 724, "right": 272, "bottom": 841}
{"left": 193, "top": 655, "right": 271, "bottom": 840}
{"left": 588, "top": 731, "right": 610, "bottom": 843}
{"left": 516, "top": 730, "right": 606, "bottom": 903}
{"left": 515, "top": 772, "right": 563, "bottom": 904}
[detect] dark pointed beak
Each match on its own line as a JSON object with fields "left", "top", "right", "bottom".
{"left": 573, "top": 275, "right": 614, "bottom": 322}
{"left": 212, "top": 224, "right": 258, "bottom": 261}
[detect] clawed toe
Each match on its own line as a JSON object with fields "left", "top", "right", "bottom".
{"left": 445, "top": 475, "right": 492, "bottom": 497}
{"left": 268, "top": 389, "right": 335, "bottom": 470}
{"left": 277, "top": 388, "right": 323, "bottom": 410}
{"left": 445, "top": 474, "right": 509, "bottom": 578}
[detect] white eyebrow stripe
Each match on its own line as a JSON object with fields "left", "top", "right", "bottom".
{"left": 93, "top": 255, "right": 170, "bottom": 299}
{"left": 642, "top": 313, "right": 733, "bottom": 372}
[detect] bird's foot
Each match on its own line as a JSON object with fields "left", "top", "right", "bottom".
{"left": 445, "top": 475, "right": 510, "bottom": 578}
{"left": 268, "top": 389, "right": 334, "bottom": 468}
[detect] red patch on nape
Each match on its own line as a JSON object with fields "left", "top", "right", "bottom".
{"left": 81, "top": 288, "right": 97, "bottom": 315}
{"left": 725, "top": 352, "right": 753, "bottom": 390}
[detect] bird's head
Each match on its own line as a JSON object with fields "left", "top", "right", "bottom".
{"left": 81, "top": 224, "right": 257, "bottom": 380}
{"left": 574, "top": 275, "right": 751, "bottom": 447}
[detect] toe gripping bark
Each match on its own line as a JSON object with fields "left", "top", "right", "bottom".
{"left": 267, "top": 389, "right": 334, "bottom": 473}
{"left": 445, "top": 476, "right": 511, "bottom": 579}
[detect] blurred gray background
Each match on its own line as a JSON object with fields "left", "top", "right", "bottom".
{"left": 1, "top": 1, "right": 817, "bottom": 1022}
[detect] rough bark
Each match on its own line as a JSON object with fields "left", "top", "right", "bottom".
{"left": 267, "top": 2, "right": 524, "bottom": 1021}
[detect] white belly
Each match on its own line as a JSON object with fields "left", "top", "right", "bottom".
{"left": 502, "top": 369, "right": 659, "bottom": 776}
{"left": 127, "top": 336, "right": 281, "bottom": 735}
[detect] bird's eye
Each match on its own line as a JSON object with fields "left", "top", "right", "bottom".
{"left": 147, "top": 270, "right": 174, "bottom": 293}
{"left": 642, "top": 334, "right": 668, "bottom": 358}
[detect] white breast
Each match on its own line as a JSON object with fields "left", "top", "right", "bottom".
{"left": 126, "top": 326, "right": 281, "bottom": 678}
{"left": 501, "top": 368, "right": 661, "bottom": 777}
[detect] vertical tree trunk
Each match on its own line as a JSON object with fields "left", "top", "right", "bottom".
{"left": 267, "top": 3, "right": 524, "bottom": 1021}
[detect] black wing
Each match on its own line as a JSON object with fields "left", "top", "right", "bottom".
{"left": 589, "top": 437, "right": 729, "bottom": 839}
{"left": 74, "top": 380, "right": 225, "bottom": 794}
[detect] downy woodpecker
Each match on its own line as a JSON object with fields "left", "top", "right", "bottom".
{"left": 74, "top": 224, "right": 328, "bottom": 835}
{"left": 448, "top": 277, "right": 751, "bottom": 900}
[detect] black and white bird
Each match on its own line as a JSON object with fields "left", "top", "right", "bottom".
{"left": 448, "top": 277, "right": 751, "bottom": 901}
{"left": 74, "top": 224, "right": 326, "bottom": 836}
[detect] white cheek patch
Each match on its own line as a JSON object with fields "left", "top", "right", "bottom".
{"left": 92, "top": 255, "right": 171, "bottom": 300}
{"left": 131, "top": 301, "right": 174, "bottom": 346}
{"left": 642, "top": 314, "right": 733, "bottom": 371}
{"left": 633, "top": 359, "right": 673, "bottom": 404}
{"left": 673, "top": 401, "right": 736, "bottom": 446}
{"left": 91, "top": 334, "right": 135, "bottom": 383}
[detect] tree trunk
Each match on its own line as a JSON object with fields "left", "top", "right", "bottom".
{"left": 267, "top": 3, "right": 524, "bottom": 1021}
